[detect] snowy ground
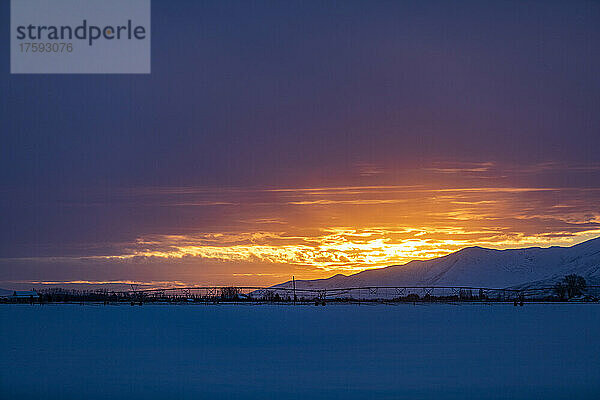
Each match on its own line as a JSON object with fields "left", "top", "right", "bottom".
{"left": 1, "top": 303, "right": 599, "bottom": 399}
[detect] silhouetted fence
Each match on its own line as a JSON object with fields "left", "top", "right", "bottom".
{"left": 9, "top": 284, "right": 597, "bottom": 304}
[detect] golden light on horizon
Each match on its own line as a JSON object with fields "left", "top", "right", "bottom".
{"left": 6, "top": 179, "right": 600, "bottom": 285}
{"left": 104, "top": 223, "right": 600, "bottom": 276}
{"left": 111, "top": 182, "right": 600, "bottom": 277}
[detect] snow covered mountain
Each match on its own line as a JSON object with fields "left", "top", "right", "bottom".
{"left": 273, "top": 237, "right": 600, "bottom": 290}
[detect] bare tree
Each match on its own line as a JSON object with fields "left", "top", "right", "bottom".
{"left": 564, "top": 274, "right": 586, "bottom": 298}
{"left": 554, "top": 275, "right": 586, "bottom": 299}
{"left": 553, "top": 282, "right": 567, "bottom": 300}
{"left": 220, "top": 286, "right": 240, "bottom": 300}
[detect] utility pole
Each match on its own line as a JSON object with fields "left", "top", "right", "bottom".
{"left": 293, "top": 276, "right": 296, "bottom": 305}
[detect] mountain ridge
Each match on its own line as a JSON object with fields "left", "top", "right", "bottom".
{"left": 273, "top": 237, "right": 600, "bottom": 290}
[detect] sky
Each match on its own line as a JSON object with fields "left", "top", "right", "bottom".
{"left": 1, "top": 0, "right": 600, "bottom": 290}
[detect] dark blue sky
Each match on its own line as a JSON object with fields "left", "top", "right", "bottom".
{"left": 1, "top": 1, "right": 600, "bottom": 288}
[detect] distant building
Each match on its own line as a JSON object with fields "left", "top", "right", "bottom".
{"left": 8, "top": 290, "right": 40, "bottom": 300}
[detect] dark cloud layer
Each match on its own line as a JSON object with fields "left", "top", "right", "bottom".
{"left": 1, "top": 1, "right": 599, "bottom": 288}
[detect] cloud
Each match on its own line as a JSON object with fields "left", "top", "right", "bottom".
{"left": 3, "top": 162, "right": 600, "bottom": 284}
{"left": 355, "top": 162, "right": 387, "bottom": 177}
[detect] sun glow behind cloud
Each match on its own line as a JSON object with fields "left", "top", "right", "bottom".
{"left": 92, "top": 178, "right": 600, "bottom": 275}
{"left": 111, "top": 226, "right": 600, "bottom": 274}
{"left": 3, "top": 162, "right": 600, "bottom": 287}
{"left": 117, "top": 229, "right": 466, "bottom": 272}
